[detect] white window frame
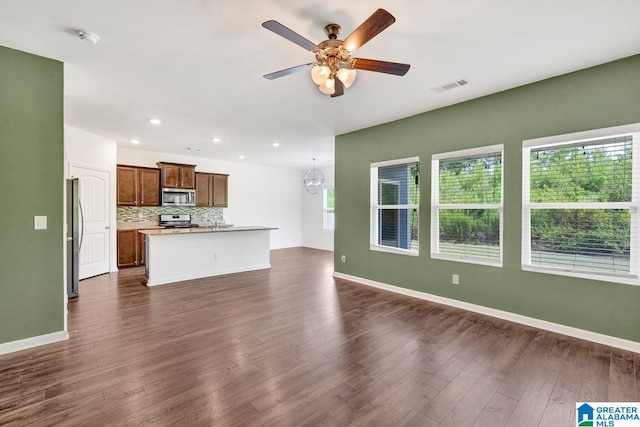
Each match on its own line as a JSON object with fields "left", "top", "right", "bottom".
{"left": 370, "top": 157, "right": 419, "bottom": 256}
{"left": 323, "top": 187, "right": 335, "bottom": 231}
{"left": 522, "top": 123, "right": 640, "bottom": 285}
{"left": 431, "top": 144, "right": 504, "bottom": 267}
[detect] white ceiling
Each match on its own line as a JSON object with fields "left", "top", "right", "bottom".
{"left": 1, "top": 1, "right": 639, "bottom": 170}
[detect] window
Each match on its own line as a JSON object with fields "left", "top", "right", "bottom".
{"left": 323, "top": 187, "right": 335, "bottom": 231}
{"left": 522, "top": 123, "right": 640, "bottom": 284}
{"left": 431, "top": 145, "right": 503, "bottom": 266}
{"left": 370, "top": 157, "right": 419, "bottom": 256}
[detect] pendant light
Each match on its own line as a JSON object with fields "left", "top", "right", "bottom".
{"left": 304, "top": 158, "right": 324, "bottom": 194}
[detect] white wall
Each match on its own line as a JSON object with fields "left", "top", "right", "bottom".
{"left": 118, "top": 148, "right": 302, "bottom": 249}
{"left": 301, "top": 165, "right": 334, "bottom": 251}
{"left": 64, "top": 126, "right": 118, "bottom": 272}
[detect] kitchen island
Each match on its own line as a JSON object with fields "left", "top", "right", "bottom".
{"left": 139, "top": 226, "right": 277, "bottom": 286}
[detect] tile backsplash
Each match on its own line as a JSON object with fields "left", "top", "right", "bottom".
{"left": 117, "top": 206, "right": 224, "bottom": 225}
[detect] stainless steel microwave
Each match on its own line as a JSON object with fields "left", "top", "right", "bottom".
{"left": 161, "top": 188, "right": 196, "bottom": 206}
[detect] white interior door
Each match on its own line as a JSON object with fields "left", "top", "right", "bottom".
{"left": 71, "top": 166, "right": 110, "bottom": 279}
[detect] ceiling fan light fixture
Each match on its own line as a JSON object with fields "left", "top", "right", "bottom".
{"left": 337, "top": 68, "right": 357, "bottom": 88}
{"left": 311, "top": 65, "right": 331, "bottom": 85}
{"left": 262, "top": 9, "right": 410, "bottom": 98}
{"left": 319, "top": 78, "right": 335, "bottom": 95}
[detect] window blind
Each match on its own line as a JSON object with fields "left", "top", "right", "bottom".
{"left": 439, "top": 154, "right": 502, "bottom": 205}
{"left": 371, "top": 159, "right": 419, "bottom": 254}
{"left": 523, "top": 133, "right": 638, "bottom": 278}
{"left": 377, "top": 162, "right": 420, "bottom": 206}
{"left": 432, "top": 147, "right": 503, "bottom": 265}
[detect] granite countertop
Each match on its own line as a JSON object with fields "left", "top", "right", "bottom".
{"left": 138, "top": 226, "right": 278, "bottom": 236}
{"left": 117, "top": 222, "right": 164, "bottom": 230}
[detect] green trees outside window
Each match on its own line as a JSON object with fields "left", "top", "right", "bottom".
{"left": 432, "top": 146, "right": 503, "bottom": 264}
{"left": 526, "top": 136, "right": 634, "bottom": 274}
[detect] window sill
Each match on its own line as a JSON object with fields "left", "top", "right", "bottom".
{"left": 431, "top": 253, "right": 502, "bottom": 268}
{"left": 370, "top": 245, "right": 419, "bottom": 257}
{"left": 521, "top": 264, "right": 639, "bottom": 286}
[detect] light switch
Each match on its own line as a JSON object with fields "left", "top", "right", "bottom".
{"left": 34, "top": 216, "right": 47, "bottom": 230}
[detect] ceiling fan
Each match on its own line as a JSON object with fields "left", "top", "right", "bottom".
{"left": 262, "top": 8, "right": 410, "bottom": 97}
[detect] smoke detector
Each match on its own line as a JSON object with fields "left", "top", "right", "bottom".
{"left": 77, "top": 30, "right": 100, "bottom": 44}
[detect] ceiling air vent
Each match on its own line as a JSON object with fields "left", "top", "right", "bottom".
{"left": 432, "top": 78, "right": 470, "bottom": 93}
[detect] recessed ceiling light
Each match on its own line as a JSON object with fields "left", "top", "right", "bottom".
{"left": 148, "top": 118, "right": 162, "bottom": 125}
{"left": 272, "top": 142, "right": 280, "bottom": 147}
{"left": 130, "top": 139, "right": 140, "bottom": 144}
{"left": 212, "top": 137, "right": 222, "bottom": 143}
{"left": 237, "top": 155, "right": 245, "bottom": 159}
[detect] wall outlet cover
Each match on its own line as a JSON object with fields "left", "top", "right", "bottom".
{"left": 34, "top": 216, "right": 47, "bottom": 230}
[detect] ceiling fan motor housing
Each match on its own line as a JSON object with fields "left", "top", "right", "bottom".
{"left": 324, "top": 23, "right": 341, "bottom": 39}
{"left": 316, "top": 39, "right": 353, "bottom": 73}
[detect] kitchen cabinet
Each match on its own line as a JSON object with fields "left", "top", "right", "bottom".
{"left": 117, "top": 229, "right": 148, "bottom": 268}
{"left": 195, "top": 172, "right": 228, "bottom": 207}
{"left": 212, "top": 174, "right": 228, "bottom": 207}
{"left": 195, "top": 172, "right": 211, "bottom": 207}
{"left": 117, "top": 166, "right": 160, "bottom": 206}
{"left": 139, "top": 231, "right": 146, "bottom": 266}
{"left": 157, "top": 162, "right": 196, "bottom": 189}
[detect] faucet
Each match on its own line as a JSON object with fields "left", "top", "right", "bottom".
{"left": 204, "top": 216, "right": 219, "bottom": 230}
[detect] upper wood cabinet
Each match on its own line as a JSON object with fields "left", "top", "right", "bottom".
{"left": 195, "top": 172, "right": 228, "bottom": 207}
{"left": 212, "top": 174, "right": 228, "bottom": 207}
{"left": 138, "top": 168, "right": 161, "bottom": 206}
{"left": 117, "top": 166, "right": 137, "bottom": 206}
{"left": 117, "top": 166, "right": 161, "bottom": 206}
{"left": 195, "top": 172, "right": 212, "bottom": 207}
{"left": 157, "top": 162, "right": 196, "bottom": 189}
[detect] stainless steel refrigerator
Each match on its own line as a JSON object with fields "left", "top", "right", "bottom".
{"left": 66, "top": 178, "right": 83, "bottom": 298}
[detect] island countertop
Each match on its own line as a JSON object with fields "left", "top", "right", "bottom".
{"left": 139, "top": 226, "right": 278, "bottom": 236}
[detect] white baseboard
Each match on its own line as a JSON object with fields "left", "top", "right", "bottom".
{"left": 0, "top": 331, "right": 68, "bottom": 356}
{"left": 333, "top": 272, "right": 640, "bottom": 354}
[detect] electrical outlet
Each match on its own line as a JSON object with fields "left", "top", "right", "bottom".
{"left": 34, "top": 216, "right": 47, "bottom": 230}
{"left": 341, "top": 255, "right": 347, "bottom": 263}
{"left": 138, "top": 212, "right": 144, "bottom": 219}
{"left": 452, "top": 274, "right": 459, "bottom": 285}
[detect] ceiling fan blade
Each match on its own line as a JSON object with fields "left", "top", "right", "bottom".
{"left": 331, "top": 78, "right": 344, "bottom": 98}
{"left": 262, "top": 20, "right": 319, "bottom": 53}
{"left": 351, "top": 58, "right": 410, "bottom": 76}
{"left": 342, "top": 9, "right": 396, "bottom": 53}
{"left": 263, "top": 64, "right": 313, "bottom": 80}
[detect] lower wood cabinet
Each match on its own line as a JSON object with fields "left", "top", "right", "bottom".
{"left": 117, "top": 229, "right": 147, "bottom": 268}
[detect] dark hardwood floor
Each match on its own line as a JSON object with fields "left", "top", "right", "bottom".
{"left": 0, "top": 247, "right": 637, "bottom": 426}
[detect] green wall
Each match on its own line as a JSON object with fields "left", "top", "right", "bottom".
{"left": 335, "top": 54, "right": 640, "bottom": 342}
{"left": 0, "top": 46, "right": 64, "bottom": 344}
